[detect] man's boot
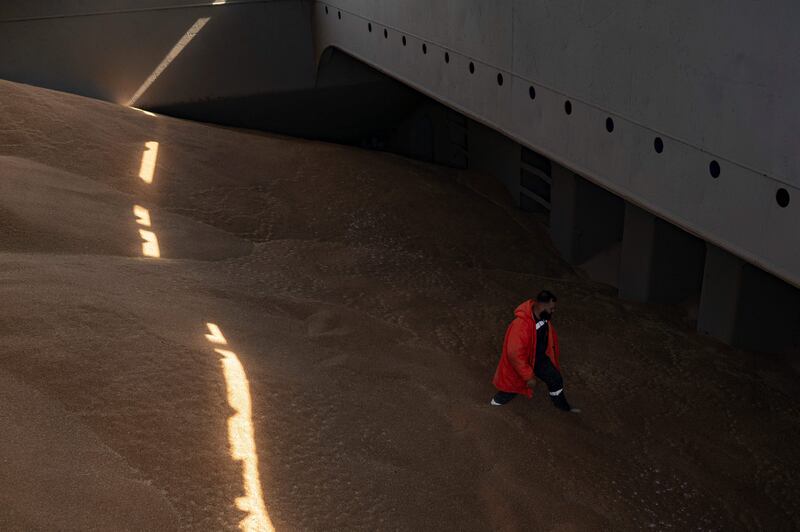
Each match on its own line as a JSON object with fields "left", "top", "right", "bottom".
{"left": 549, "top": 389, "right": 571, "bottom": 411}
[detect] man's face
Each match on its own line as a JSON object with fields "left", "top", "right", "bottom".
{"left": 536, "top": 301, "right": 557, "bottom": 320}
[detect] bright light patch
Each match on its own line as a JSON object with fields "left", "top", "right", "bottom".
{"left": 133, "top": 205, "right": 152, "bottom": 227}
{"left": 215, "top": 347, "right": 273, "bottom": 532}
{"left": 205, "top": 323, "right": 274, "bottom": 532}
{"left": 205, "top": 322, "right": 228, "bottom": 345}
{"left": 126, "top": 17, "right": 210, "bottom": 107}
{"left": 212, "top": 0, "right": 228, "bottom": 4}
{"left": 138, "top": 141, "right": 159, "bottom": 184}
{"left": 131, "top": 106, "right": 156, "bottom": 117}
{"left": 138, "top": 229, "right": 161, "bottom": 258}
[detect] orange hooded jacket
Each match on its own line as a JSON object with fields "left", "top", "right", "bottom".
{"left": 492, "top": 299, "right": 561, "bottom": 398}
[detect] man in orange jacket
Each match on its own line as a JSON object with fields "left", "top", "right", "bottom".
{"left": 490, "top": 290, "right": 576, "bottom": 412}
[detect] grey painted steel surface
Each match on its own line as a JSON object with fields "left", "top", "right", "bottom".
{"left": 312, "top": 1, "right": 800, "bottom": 288}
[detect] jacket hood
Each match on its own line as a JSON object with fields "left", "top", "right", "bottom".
{"left": 514, "top": 300, "right": 534, "bottom": 322}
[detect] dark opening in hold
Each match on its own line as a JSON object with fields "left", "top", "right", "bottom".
{"left": 469, "top": 62, "right": 475, "bottom": 74}
{"left": 337, "top": 10, "right": 341, "bottom": 19}
{"left": 777, "top": 188, "right": 790, "bottom": 208}
{"left": 654, "top": 137, "right": 664, "bottom": 153}
{"left": 445, "top": 51, "right": 450, "bottom": 63}
{"left": 520, "top": 169, "right": 551, "bottom": 203}
{"left": 422, "top": 43, "right": 427, "bottom": 54}
{"left": 384, "top": 28, "right": 388, "bottom": 39}
{"left": 402, "top": 35, "right": 406, "bottom": 46}
{"left": 529, "top": 86, "right": 536, "bottom": 100}
{"left": 606, "top": 117, "right": 614, "bottom": 132}
{"left": 325, "top": 5, "right": 328, "bottom": 14}
{"left": 709, "top": 160, "right": 721, "bottom": 178}
{"left": 368, "top": 22, "right": 372, "bottom": 32}
{"left": 564, "top": 100, "right": 572, "bottom": 115}
{"left": 497, "top": 73, "right": 503, "bottom": 86}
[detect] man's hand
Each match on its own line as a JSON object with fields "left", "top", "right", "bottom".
{"left": 526, "top": 378, "right": 537, "bottom": 389}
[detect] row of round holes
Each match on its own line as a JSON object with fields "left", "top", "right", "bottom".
{"left": 329, "top": 6, "right": 792, "bottom": 209}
